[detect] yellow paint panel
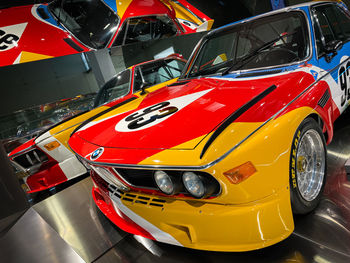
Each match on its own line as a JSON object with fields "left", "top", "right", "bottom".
{"left": 116, "top": 0, "right": 133, "bottom": 19}
{"left": 19, "top": 51, "right": 53, "bottom": 63}
{"left": 139, "top": 122, "right": 262, "bottom": 167}
{"left": 167, "top": 0, "right": 207, "bottom": 27}
{"left": 122, "top": 186, "right": 293, "bottom": 251}
{"left": 137, "top": 78, "right": 178, "bottom": 94}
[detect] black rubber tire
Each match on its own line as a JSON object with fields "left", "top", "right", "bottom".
{"left": 289, "top": 117, "right": 327, "bottom": 215}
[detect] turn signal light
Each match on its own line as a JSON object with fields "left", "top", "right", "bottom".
{"left": 224, "top": 161, "right": 257, "bottom": 184}
{"left": 44, "top": 141, "right": 60, "bottom": 151}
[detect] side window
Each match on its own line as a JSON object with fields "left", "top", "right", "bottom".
{"left": 315, "top": 4, "right": 350, "bottom": 44}
{"left": 313, "top": 18, "right": 326, "bottom": 57}
{"left": 164, "top": 60, "right": 186, "bottom": 79}
{"left": 133, "top": 68, "right": 143, "bottom": 92}
{"left": 334, "top": 6, "right": 350, "bottom": 40}
{"left": 113, "top": 23, "right": 127, "bottom": 47}
{"left": 113, "top": 16, "right": 178, "bottom": 46}
{"left": 95, "top": 70, "right": 131, "bottom": 106}
{"left": 314, "top": 7, "right": 335, "bottom": 44}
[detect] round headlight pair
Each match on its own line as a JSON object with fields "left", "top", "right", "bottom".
{"left": 154, "top": 170, "right": 217, "bottom": 199}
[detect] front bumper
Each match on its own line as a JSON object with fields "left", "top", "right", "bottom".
{"left": 25, "top": 156, "right": 87, "bottom": 193}
{"left": 92, "top": 173, "right": 294, "bottom": 252}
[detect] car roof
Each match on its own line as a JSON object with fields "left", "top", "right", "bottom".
{"left": 211, "top": 1, "right": 338, "bottom": 34}
{"left": 102, "top": 0, "right": 172, "bottom": 18}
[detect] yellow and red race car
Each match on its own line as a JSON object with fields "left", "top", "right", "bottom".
{"left": 69, "top": 1, "right": 350, "bottom": 251}
{"left": 0, "top": 0, "right": 212, "bottom": 66}
{"left": 9, "top": 54, "right": 186, "bottom": 193}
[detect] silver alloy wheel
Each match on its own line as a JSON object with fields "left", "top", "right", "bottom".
{"left": 296, "top": 129, "right": 325, "bottom": 202}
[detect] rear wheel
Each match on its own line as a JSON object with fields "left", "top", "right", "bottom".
{"left": 289, "top": 117, "right": 326, "bottom": 214}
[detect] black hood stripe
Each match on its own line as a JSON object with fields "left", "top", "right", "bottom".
{"left": 200, "top": 84, "right": 277, "bottom": 159}
{"left": 71, "top": 97, "right": 138, "bottom": 136}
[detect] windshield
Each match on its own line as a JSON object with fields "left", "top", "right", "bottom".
{"left": 94, "top": 69, "right": 131, "bottom": 107}
{"left": 113, "top": 15, "right": 178, "bottom": 46}
{"left": 133, "top": 58, "right": 186, "bottom": 91}
{"left": 49, "top": 0, "right": 119, "bottom": 49}
{"left": 186, "top": 11, "right": 310, "bottom": 78}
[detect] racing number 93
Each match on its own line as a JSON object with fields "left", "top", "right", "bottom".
{"left": 339, "top": 61, "right": 350, "bottom": 107}
{"left": 125, "top": 102, "right": 178, "bottom": 129}
{"left": 0, "top": 29, "right": 19, "bottom": 50}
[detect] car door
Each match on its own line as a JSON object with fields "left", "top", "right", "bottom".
{"left": 312, "top": 3, "right": 350, "bottom": 115}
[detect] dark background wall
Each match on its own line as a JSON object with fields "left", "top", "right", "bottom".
{"left": 0, "top": 53, "right": 98, "bottom": 116}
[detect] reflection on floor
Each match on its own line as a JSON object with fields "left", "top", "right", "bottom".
{"left": 1, "top": 110, "right": 350, "bottom": 263}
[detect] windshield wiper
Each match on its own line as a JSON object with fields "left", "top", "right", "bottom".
{"left": 47, "top": 0, "right": 64, "bottom": 26}
{"left": 222, "top": 32, "right": 294, "bottom": 75}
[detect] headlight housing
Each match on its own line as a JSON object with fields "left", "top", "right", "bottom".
{"left": 183, "top": 171, "right": 218, "bottom": 199}
{"left": 182, "top": 172, "right": 205, "bottom": 198}
{"left": 114, "top": 168, "right": 221, "bottom": 199}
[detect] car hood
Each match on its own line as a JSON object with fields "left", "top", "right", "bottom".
{"left": 71, "top": 70, "right": 314, "bottom": 153}
{"left": 0, "top": 4, "right": 87, "bottom": 66}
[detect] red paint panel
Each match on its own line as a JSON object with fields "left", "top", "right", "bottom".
{"left": 8, "top": 138, "right": 35, "bottom": 157}
{"left": 74, "top": 72, "right": 313, "bottom": 152}
{"left": 0, "top": 5, "right": 89, "bottom": 66}
{"left": 121, "top": 0, "right": 173, "bottom": 20}
{"left": 27, "top": 161, "right": 67, "bottom": 193}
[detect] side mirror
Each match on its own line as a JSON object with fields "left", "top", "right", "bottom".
{"left": 325, "top": 40, "right": 343, "bottom": 62}
{"left": 140, "top": 82, "right": 151, "bottom": 95}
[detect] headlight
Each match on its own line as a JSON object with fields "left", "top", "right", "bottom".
{"left": 154, "top": 170, "right": 175, "bottom": 195}
{"left": 182, "top": 172, "right": 205, "bottom": 198}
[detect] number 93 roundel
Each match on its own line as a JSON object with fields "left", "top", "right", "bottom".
{"left": 115, "top": 89, "right": 213, "bottom": 132}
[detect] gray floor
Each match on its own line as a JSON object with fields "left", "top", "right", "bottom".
{"left": 1, "top": 110, "right": 350, "bottom": 263}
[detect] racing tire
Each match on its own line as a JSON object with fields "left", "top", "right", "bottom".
{"left": 289, "top": 117, "right": 327, "bottom": 215}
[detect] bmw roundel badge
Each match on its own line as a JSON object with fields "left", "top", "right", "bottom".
{"left": 90, "top": 147, "right": 104, "bottom": 160}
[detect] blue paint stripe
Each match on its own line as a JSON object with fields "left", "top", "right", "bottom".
{"left": 271, "top": 0, "right": 285, "bottom": 10}
{"left": 39, "top": 5, "right": 65, "bottom": 30}
{"left": 102, "top": 0, "right": 117, "bottom": 12}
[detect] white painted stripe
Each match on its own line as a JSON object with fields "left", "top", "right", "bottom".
{"left": 110, "top": 194, "right": 183, "bottom": 247}
{"left": 35, "top": 130, "right": 87, "bottom": 179}
{"left": 58, "top": 156, "right": 87, "bottom": 180}
{"left": 13, "top": 53, "right": 22, "bottom": 64}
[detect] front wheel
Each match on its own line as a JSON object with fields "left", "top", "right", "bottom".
{"left": 289, "top": 117, "right": 326, "bottom": 214}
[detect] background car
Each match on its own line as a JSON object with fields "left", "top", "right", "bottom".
{"left": 0, "top": 0, "right": 212, "bottom": 66}
{"left": 8, "top": 54, "right": 187, "bottom": 193}
{"left": 69, "top": 1, "right": 350, "bottom": 251}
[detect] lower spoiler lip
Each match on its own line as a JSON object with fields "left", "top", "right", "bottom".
{"left": 200, "top": 84, "right": 277, "bottom": 158}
